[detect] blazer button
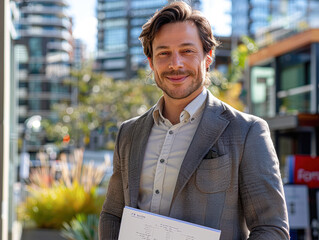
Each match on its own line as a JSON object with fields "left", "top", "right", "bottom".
{"left": 155, "top": 190, "right": 160, "bottom": 194}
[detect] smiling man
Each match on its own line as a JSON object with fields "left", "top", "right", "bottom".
{"left": 99, "top": 2, "right": 289, "bottom": 239}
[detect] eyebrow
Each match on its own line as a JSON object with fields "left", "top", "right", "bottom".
{"left": 154, "top": 42, "right": 196, "bottom": 51}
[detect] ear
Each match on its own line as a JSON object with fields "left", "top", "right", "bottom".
{"left": 205, "top": 50, "right": 213, "bottom": 69}
{"left": 147, "top": 57, "right": 154, "bottom": 71}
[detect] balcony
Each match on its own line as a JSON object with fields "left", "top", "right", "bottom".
{"left": 47, "top": 41, "right": 72, "bottom": 52}
{"left": 18, "top": 70, "right": 28, "bottom": 81}
{"left": 25, "top": 0, "right": 68, "bottom": 7}
{"left": 18, "top": 106, "right": 28, "bottom": 117}
{"left": 18, "top": 88, "right": 28, "bottom": 98}
{"left": 20, "top": 17, "right": 71, "bottom": 29}
{"left": 20, "top": 5, "right": 69, "bottom": 18}
{"left": 19, "top": 28, "right": 72, "bottom": 41}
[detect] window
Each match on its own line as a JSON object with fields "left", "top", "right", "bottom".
{"left": 250, "top": 65, "right": 275, "bottom": 117}
{"left": 104, "top": 28, "right": 127, "bottom": 51}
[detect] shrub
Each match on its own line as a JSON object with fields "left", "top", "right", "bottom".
{"left": 18, "top": 149, "right": 109, "bottom": 229}
{"left": 61, "top": 214, "right": 99, "bottom": 240}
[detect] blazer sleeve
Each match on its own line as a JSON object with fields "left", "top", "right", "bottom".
{"left": 99, "top": 124, "right": 125, "bottom": 240}
{"left": 239, "top": 118, "right": 290, "bottom": 240}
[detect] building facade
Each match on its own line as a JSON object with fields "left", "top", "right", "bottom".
{"left": 95, "top": 0, "right": 200, "bottom": 80}
{"left": 14, "top": 0, "right": 74, "bottom": 156}
{"left": 248, "top": 29, "right": 319, "bottom": 161}
{"left": 232, "top": 0, "right": 319, "bottom": 38}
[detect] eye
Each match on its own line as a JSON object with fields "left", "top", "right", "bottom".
{"left": 183, "top": 49, "right": 194, "bottom": 53}
{"left": 159, "top": 52, "right": 169, "bottom": 56}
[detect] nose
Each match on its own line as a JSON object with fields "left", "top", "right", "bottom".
{"left": 169, "top": 52, "right": 183, "bottom": 70}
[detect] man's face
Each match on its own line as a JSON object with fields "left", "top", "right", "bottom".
{"left": 149, "top": 21, "right": 212, "bottom": 101}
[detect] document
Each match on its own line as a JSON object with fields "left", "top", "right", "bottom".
{"left": 118, "top": 206, "right": 221, "bottom": 240}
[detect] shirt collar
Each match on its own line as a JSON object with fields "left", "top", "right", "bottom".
{"left": 153, "top": 88, "right": 207, "bottom": 126}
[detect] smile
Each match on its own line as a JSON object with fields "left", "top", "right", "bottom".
{"left": 166, "top": 75, "right": 189, "bottom": 82}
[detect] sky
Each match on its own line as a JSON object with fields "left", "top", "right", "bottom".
{"left": 68, "top": 0, "right": 231, "bottom": 55}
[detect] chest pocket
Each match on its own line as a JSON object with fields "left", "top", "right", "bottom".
{"left": 195, "top": 154, "right": 231, "bottom": 193}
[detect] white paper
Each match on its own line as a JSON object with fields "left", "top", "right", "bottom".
{"left": 284, "top": 185, "right": 309, "bottom": 229}
{"left": 118, "top": 206, "right": 221, "bottom": 240}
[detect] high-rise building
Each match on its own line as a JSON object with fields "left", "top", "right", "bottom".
{"left": 14, "top": 0, "right": 74, "bottom": 154}
{"left": 96, "top": 0, "right": 200, "bottom": 80}
{"left": 73, "top": 38, "right": 87, "bottom": 70}
{"left": 232, "top": 0, "right": 319, "bottom": 38}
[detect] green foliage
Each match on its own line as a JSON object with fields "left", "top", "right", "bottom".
{"left": 43, "top": 65, "right": 161, "bottom": 150}
{"left": 20, "top": 182, "right": 104, "bottom": 229}
{"left": 61, "top": 214, "right": 99, "bottom": 240}
{"left": 207, "top": 36, "right": 258, "bottom": 111}
{"left": 227, "top": 36, "right": 258, "bottom": 83}
{"left": 18, "top": 149, "right": 108, "bottom": 230}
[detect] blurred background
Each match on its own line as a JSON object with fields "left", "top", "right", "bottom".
{"left": 1, "top": 0, "right": 319, "bottom": 239}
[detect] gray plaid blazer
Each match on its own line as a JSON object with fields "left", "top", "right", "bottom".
{"left": 99, "top": 91, "right": 289, "bottom": 240}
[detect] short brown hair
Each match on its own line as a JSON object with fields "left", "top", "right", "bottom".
{"left": 139, "top": 1, "right": 219, "bottom": 60}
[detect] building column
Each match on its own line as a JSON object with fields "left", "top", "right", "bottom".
{"left": 0, "top": 0, "right": 11, "bottom": 239}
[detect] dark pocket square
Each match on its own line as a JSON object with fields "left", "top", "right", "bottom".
{"left": 204, "top": 149, "right": 219, "bottom": 159}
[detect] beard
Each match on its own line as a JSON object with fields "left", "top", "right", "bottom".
{"left": 154, "top": 69, "right": 204, "bottom": 100}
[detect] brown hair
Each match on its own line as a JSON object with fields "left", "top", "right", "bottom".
{"left": 139, "top": 1, "right": 219, "bottom": 60}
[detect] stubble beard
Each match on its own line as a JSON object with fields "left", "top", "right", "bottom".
{"left": 154, "top": 69, "right": 204, "bottom": 100}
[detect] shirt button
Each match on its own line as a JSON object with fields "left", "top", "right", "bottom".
{"left": 169, "top": 130, "right": 173, "bottom": 134}
{"left": 160, "top": 159, "right": 165, "bottom": 163}
{"left": 155, "top": 190, "right": 160, "bottom": 194}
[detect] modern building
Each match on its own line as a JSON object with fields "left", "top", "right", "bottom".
{"left": 73, "top": 38, "right": 87, "bottom": 70}
{"left": 248, "top": 27, "right": 319, "bottom": 172}
{"left": 95, "top": 0, "right": 200, "bottom": 80}
{"left": 14, "top": 0, "right": 74, "bottom": 156}
{"left": 232, "top": 0, "right": 319, "bottom": 38}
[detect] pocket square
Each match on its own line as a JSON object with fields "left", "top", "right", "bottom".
{"left": 204, "top": 148, "right": 219, "bottom": 159}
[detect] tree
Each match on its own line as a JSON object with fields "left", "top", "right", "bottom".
{"left": 43, "top": 65, "right": 161, "bottom": 150}
{"left": 208, "top": 36, "right": 258, "bottom": 111}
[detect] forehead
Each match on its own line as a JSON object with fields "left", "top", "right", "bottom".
{"left": 152, "top": 21, "right": 202, "bottom": 49}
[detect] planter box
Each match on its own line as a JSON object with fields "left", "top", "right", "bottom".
{"left": 21, "top": 228, "right": 67, "bottom": 240}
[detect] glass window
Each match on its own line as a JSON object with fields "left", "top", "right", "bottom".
{"left": 104, "top": 28, "right": 127, "bottom": 51}
{"left": 131, "top": 0, "right": 166, "bottom": 9}
{"left": 29, "top": 38, "right": 42, "bottom": 57}
{"left": 106, "top": 10, "right": 126, "bottom": 18}
{"left": 105, "top": 1, "right": 126, "bottom": 10}
{"left": 29, "top": 82, "right": 42, "bottom": 93}
{"left": 131, "top": 18, "right": 147, "bottom": 26}
{"left": 279, "top": 92, "right": 311, "bottom": 114}
{"left": 250, "top": 66, "right": 275, "bottom": 117}
{"left": 280, "top": 63, "right": 310, "bottom": 91}
{"left": 131, "top": 27, "right": 142, "bottom": 39}
{"left": 29, "top": 99, "right": 40, "bottom": 110}
{"left": 104, "top": 19, "right": 127, "bottom": 28}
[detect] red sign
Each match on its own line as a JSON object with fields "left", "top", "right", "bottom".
{"left": 288, "top": 155, "right": 319, "bottom": 188}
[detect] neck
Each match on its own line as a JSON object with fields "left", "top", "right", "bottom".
{"left": 162, "top": 88, "right": 204, "bottom": 125}
{"left": 162, "top": 98, "right": 186, "bottom": 125}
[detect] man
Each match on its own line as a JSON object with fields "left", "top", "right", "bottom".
{"left": 99, "top": 2, "right": 289, "bottom": 239}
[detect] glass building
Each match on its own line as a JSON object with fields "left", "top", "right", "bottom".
{"left": 232, "top": 0, "right": 319, "bottom": 38}
{"left": 96, "top": 0, "right": 200, "bottom": 80}
{"left": 14, "top": 0, "right": 74, "bottom": 154}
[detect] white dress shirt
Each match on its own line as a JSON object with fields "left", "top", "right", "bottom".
{"left": 137, "top": 88, "right": 207, "bottom": 216}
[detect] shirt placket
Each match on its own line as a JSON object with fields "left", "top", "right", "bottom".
{"left": 150, "top": 124, "right": 179, "bottom": 213}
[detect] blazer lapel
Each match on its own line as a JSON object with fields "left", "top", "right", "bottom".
{"left": 171, "top": 92, "right": 230, "bottom": 205}
{"left": 128, "top": 108, "right": 155, "bottom": 207}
